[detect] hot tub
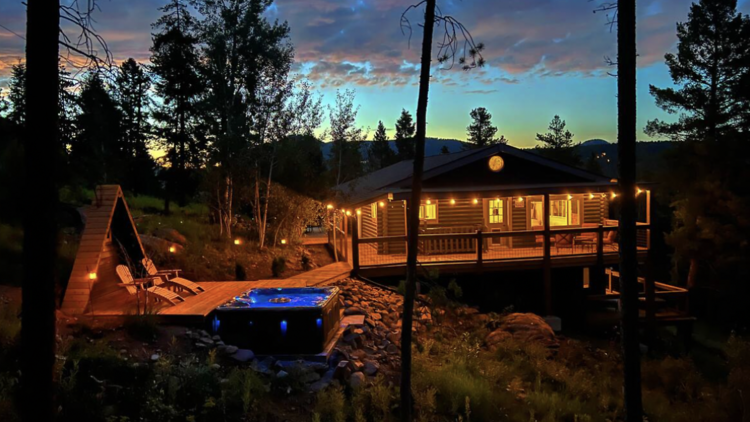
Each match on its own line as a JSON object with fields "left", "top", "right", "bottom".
{"left": 210, "top": 286, "right": 342, "bottom": 354}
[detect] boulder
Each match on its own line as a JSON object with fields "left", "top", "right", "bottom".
{"left": 485, "top": 313, "right": 559, "bottom": 350}
{"left": 344, "top": 306, "right": 368, "bottom": 316}
{"left": 349, "top": 372, "right": 366, "bottom": 388}
{"left": 231, "top": 349, "right": 255, "bottom": 363}
{"left": 363, "top": 360, "right": 379, "bottom": 376}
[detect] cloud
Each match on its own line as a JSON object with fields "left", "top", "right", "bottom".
{"left": 0, "top": 0, "right": 697, "bottom": 89}
{"left": 464, "top": 89, "right": 498, "bottom": 95}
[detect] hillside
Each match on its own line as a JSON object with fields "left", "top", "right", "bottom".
{"left": 321, "top": 138, "right": 466, "bottom": 159}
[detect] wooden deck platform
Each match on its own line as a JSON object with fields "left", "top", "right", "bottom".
{"left": 84, "top": 262, "right": 352, "bottom": 323}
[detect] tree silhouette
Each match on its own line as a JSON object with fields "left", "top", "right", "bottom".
{"left": 646, "top": 0, "right": 749, "bottom": 142}
{"left": 395, "top": 109, "right": 416, "bottom": 159}
{"left": 535, "top": 115, "right": 581, "bottom": 165}
{"left": 399, "top": 1, "right": 484, "bottom": 420}
{"left": 369, "top": 120, "right": 396, "bottom": 170}
{"left": 616, "top": 1, "right": 643, "bottom": 420}
{"left": 329, "top": 89, "right": 365, "bottom": 186}
{"left": 465, "top": 107, "right": 506, "bottom": 147}
{"left": 151, "top": 0, "right": 206, "bottom": 211}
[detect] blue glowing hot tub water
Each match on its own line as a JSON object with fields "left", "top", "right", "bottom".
{"left": 211, "top": 287, "right": 342, "bottom": 354}
{"left": 218, "top": 287, "right": 335, "bottom": 309}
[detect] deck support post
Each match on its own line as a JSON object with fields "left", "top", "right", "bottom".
{"left": 592, "top": 224, "right": 606, "bottom": 293}
{"left": 352, "top": 216, "right": 360, "bottom": 276}
{"left": 476, "top": 229, "right": 483, "bottom": 267}
{"left": 644, "top": 252, "right": 656, "bottom": 344}
{"left": 543, "top": 193, "right": 552, "bottom": 315}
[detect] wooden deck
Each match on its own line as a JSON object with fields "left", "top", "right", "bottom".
{"left": 84, "top": 262, "right": 352, "bottom": 323}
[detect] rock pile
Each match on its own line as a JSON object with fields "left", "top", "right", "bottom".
{"left": 484, "top": 312, "right": 559, "bottom": 350}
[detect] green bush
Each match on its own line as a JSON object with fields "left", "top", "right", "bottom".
{"left": 271, "top": 256, "right": 287, "bottom": 277}
{"left": 312, "top": 386, "right": 346, "bottom": 422}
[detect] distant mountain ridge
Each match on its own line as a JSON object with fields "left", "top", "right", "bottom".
{"left": 321, "top": 138, "right": 467, "bottom": 159}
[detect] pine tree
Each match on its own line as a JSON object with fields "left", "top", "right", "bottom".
{"left": 646, "top": 0, "right": 750, "bottom": 141}
{"left": 535, "top": 115, "right": 581, "bottom": 166}
{"left": 395, "top": 108, "right": 416, "bottom": 159}
{"left": 466, "top": 107, "right": 507, "bottom": 147}
{"left": 369, "top": 120, "right": 396, "bottom": 170}
{"left": 70, "top": 72, "right": 124, "bottom": 186}
{"left": 114, "top": 58, "right": 157, "bottom": 195}
{"left": 7, "top": 64, "right": 26, "bottom": 126}
{"left": 151, "top": 0, "right": 206, "bottom": 208}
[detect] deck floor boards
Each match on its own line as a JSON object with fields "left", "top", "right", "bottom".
{"left": 84, "top": 261, "right": 352, "bottom": 322}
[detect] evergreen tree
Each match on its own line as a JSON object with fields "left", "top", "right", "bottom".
{"left": 368, "top": 120, "right": 396, "bottom": 170}
{"left": 465, "top": 107, "right": 506, "bottom": 147}
{"left": 646, "top": 0, "right": 750, "bottom": 141}
{"left": 535, "top": 115, "right": 581, "bottom": 166}
{"left": 114, "top": 58, "right": 157, "bottom": 194}
{"left": 7, "top": 64, "right": 26, "bottom": 126}
{"left": 440, "top": 145, "right": 450, "bottom": 154}
{"left": 394, "top": 108, "right": 416, "bottom": 159}
{"left": 151, "top": 0, "right": 206, "bottom": 208}
{"left": 69, "top": 72, "right": 124, "bottom": 186}
{"left": 584, "top": 152, "right": 604, "bottom": 175}
{"left": 648, "top": 0, "right": 750, "bottom": 298}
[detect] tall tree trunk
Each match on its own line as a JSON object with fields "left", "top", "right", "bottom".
{"left": 400, "top": 2, "right": 435, "bottom": 421}
{"left": 617, "top": 1, "right": 643, "bottom": 421}
{"left": 22, "top": 0, "right": 59, "bottom": 420}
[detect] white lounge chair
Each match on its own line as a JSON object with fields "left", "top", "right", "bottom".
{"left": 142, "top": 257, "right": 205, "bottom": 295}
{"left": 116, "top": 265, "right": 185, "bottom": 305}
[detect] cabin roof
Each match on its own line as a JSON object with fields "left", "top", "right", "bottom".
{"left": 334, "top": 144, "right": 614, "bottom": 207}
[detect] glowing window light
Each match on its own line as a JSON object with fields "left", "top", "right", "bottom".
{"left": 280, "top": 320, "right": 288, "bottom": 336}
{"left": 88, "top": 272, "right": 97, "bottom": 281}
{"left": 449, "top": 199, "right": 456, "bottom": 205}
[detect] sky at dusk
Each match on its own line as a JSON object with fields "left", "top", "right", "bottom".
{"left": 2, "top": 0, "right": 750, "bottom": 148}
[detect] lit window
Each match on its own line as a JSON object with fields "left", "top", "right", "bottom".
{"left": 371, "top": 202, "right": 378, "bottom": 219}
{"left": 488, "top": 199, "right": 504, "bottom": 224}
{"left": 419, "top": 203, "right": 437, "bottom": 220}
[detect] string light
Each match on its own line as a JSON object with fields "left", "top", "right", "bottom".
{"left": 637, "top": 188, "right": 643, "bottom": 195}
{"left": 449, "top": 199, "right": 456, "bottom": 205}
{"left": 356, "top": 209, "right": 361, "bottom": 215}
{"left": 378, "top": 201, "right": 385, "bottom": 207}
{"left": 426, "top": 199, "right": 431, "bottom": 205}
{"left": 280, "top": 239, "right": 287, "bottom": 245}
{"left": 169, "top": 245, "right": 176, "bottom": 253}
{"left": 345, "top": 210, "right": 351, "bottom": 216}
{"left": 88, "top": 272, "right": 97, "bottom": 281}
{"left": 611, "top": 192, "right": 617, "bottom": 199}
{"left": 326, "top": 204, "right": 333, "bottom": 210}
{"left": 472, "top": 198, "right": 479, "bottom": 204}
{"left": 234, "top": 239, "right": 241, "bottom": 245}
{"left": 589, "top": 193, "right": 594, "bottom": 200}
{"left": 567, "top": 194, "right": 573, "bottom": 200}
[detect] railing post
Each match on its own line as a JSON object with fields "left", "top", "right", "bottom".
{"left": 476, "top": 229, "right": 483, "bottom": 267}
{"left": 543, "top": 193, "right": 552, "bottom": 315}
{"left": 352, "top": 216, "right": 360, "bottom": 275}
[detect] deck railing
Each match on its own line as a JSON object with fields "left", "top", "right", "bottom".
{"left": 354, "top": 223, "right": 650, "bottom": 271}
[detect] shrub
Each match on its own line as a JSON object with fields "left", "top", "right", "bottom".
{"left": 312, "top": 386, "right": 346, "bottom": 422}
{"left": 124, "top": 313, "right": 160, "bottom": 342}
{"left": 271, "top": 256, "right": 287, "bottom": 277}
{"left": 221, "top": 368, "right": 266, "bottom": 416}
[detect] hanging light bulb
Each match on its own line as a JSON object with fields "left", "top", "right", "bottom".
{"left": 449, "top": 199, "right": 456, "bottom": 205}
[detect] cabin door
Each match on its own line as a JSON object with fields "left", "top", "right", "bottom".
{"left": 483, "top": 198, "right": 509, "bottom": 245}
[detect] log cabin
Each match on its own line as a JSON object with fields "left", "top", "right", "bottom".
{"left": 330, "top": 144, "right": 653, "bottom": 314}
